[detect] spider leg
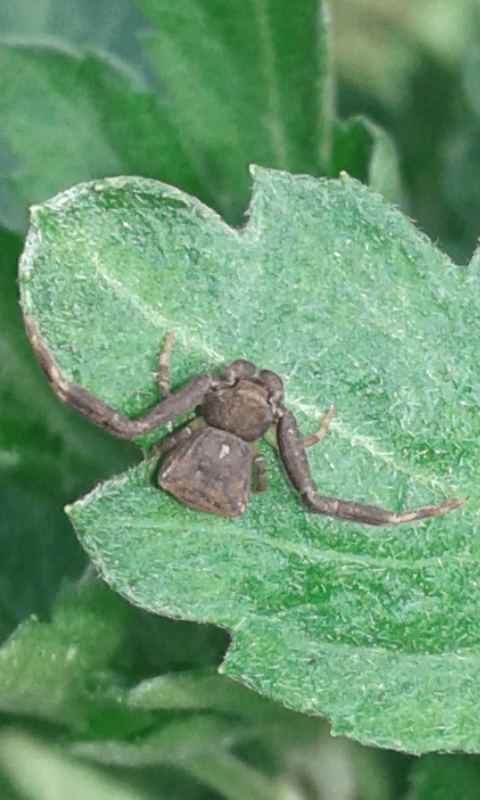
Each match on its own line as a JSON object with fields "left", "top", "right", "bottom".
{"left": 157, "top": 330, "right": 175, "bottom": 398}
{"left": 250, "top": 443, "right": 268, "bottom": 493}
{"left": 25, "top": 317, "right": 217, "bottom": 439}
{"left": 151, "top": 424, "right": 195, "bottom": 457}
{"left": 303, "top": 404, "right": 335, "bottom": 449}
{"left": 151, "top": 417, "right": 206, "bottom": 457}
{"left": 277, "top": 409, "right": 466, "bottom": 525}
{"left": 264, "top": 405, "right": 335, "bottom": 452}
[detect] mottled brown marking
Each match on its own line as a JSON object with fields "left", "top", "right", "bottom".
{"left": 158, "top": 428, "right": 251, "bottom": 517}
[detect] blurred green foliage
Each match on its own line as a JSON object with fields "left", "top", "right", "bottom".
{"left": 1, "top": 0, "right": 480, "bottom": 798}
{"left": 332, "top": 0, "right": 480, "bottom": 264}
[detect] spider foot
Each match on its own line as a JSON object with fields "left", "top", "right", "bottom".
{"left": 301, "top": 489, "right": 466, "bottom": 526}
{"left": 387, "top": 495, "right": 467, "bottom": 524}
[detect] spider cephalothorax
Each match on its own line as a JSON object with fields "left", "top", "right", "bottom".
{"left": 26, "top": 319, "right": 466, "bottom": 524}
{"left": 156, "top": 360, "right": 286, "bottom": 517}
{"left": 202, "top": 361, "right": 284, "bottom": 440}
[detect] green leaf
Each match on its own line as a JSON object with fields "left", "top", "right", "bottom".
{"left": 137, "top": 0, "right": 330, "bottom": 204}
{"left": 0, "top": 479, "right": 86, "bottom": 644}
{"left": 333, "top": 116, "right": 404, "bottom": 205}
{"left": 80, "top": 669, "right": 393, "bottom": 800}
{"left": 405, "top": 753, "right": 480, "bottom": 800}
{"left": 72, "top": 722, "right": 279, "bottom": 800}
{"left": 19, "top": 167, "right": 477, "bottom": 753}
{"left": 0, "top": 0, "right": 330, "bottom": 230}
{"left": 0, "top": 575, "right": 227, "bottom": 734}
{"left": 0, "top": 578, "right": 268, "bottom": 800}
{"left": 127, "top": 669, "right": 331, "bottom": 749}
{"left": 0, "top": 42, "right": 219, "bottom": 228}
{"left": 0, "top": 579, "right": 145, "bottom": 732}
{"left": 0, "top": 729, "right": 161, "bottom": 800}
{"left": 0, "top": 43, "right": 121, "bottom": 212}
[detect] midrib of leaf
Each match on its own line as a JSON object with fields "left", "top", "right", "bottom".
{"left": 318, "top": 0, "right": 334, "bottom": 167}
{"left": 323, "top": 420, "right": 456, "bottom": 491}
{"left": 138, "top": 2, "right": 243, "bottom": 142}
{"left": 251, "top": 0, "right": 288, "bottom": 168}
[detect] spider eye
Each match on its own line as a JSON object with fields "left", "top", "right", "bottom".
{"left": 259, "top": 369, "right": 283, "bottom": 402}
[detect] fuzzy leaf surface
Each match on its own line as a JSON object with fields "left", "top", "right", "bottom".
{"left": 19, "top": 167, "right": 478, "bottom": 752}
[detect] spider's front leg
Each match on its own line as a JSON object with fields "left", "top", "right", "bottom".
{"left": 277, "top": 409, "right": 466, "bottom": 525}
{"left": 25, "top": 318, "right": 218, "bottom": 440}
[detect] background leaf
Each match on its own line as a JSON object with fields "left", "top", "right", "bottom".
{"left": 0, "top": 729, "right": 165, "bottom": 800}
{"left": 137, "top": 0, "right": 331, "bottom": 198}
{"left": 0, "top": 43, "right": 217, "bottom": 228}
{"left": 0, "top": 576, "right": 228, "bottom": 731}
{"left": 0, "top": 479, "right": 86, "bottom": 644}
{"left": 333, "top": 116, "right": 403, "bottom": 205}
{"left": 19, "top": 166, "right": 476, "bottom": 753}
{"left": 0, "top": 580, "right": 345, "bottom": 800}
{"left": 0, "top": 0, "right": 333, "bottom": 232}
{"left": 405, "top": 753, "right": 480, "bottom": 800}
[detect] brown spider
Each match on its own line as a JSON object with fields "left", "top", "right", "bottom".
{"left": 26, "top": 319, "right": 465, "bottom": 523}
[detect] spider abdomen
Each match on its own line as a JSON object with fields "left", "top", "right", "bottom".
{"left": 157, "top": 427, "right": 252, "bottom": 518}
